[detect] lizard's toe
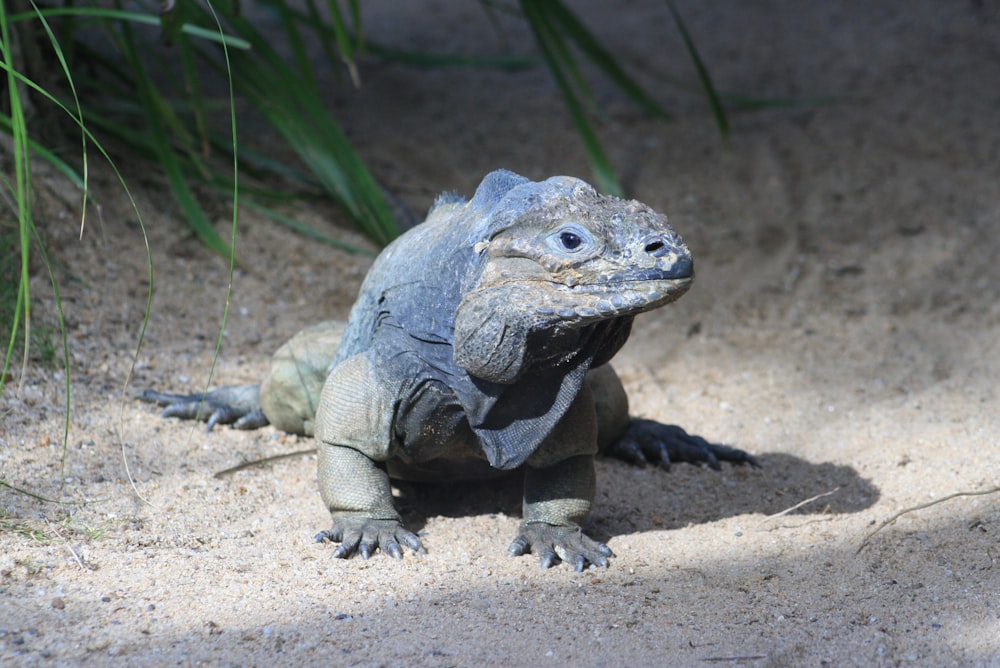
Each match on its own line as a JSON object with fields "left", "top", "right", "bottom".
{"left": 317, "top": 518, "right": 424, "bottom": 560}
{"left": 610, "top": 419, "right": 759, "bottom": 470}
{"left": 508, "top": 523, "right": 613, "bottom": 570}
{"left": 139, "top": 385, "right": 268, "bottom": 431}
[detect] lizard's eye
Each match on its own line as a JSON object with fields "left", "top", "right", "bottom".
{"left": 560, "top": 231, "right": 582, "bottom": 250}
{"left": 547, "top": 224, "right": 594, "bottom": 255}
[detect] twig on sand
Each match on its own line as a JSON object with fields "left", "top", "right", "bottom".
{"left": 755, "top": 487, "right": 840, "bottom": 529}
{"left": 46, "top": 518, "right": 87, "bottom": 570}
{"left": 856, "top": 486, "right": 1000, "bottom": 555}
{"left": 214, "top": 448, "right": 318, "bottom": 478}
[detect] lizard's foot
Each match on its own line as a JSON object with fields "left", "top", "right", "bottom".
{"left": 315, "top": 518, "right": 424, "bottom": 560}
{"left": 508, "top": 523, "right": 613, "bottom": 571}
{"left": 139, "top": 386, "right": 268, "bottom": 431}
{"left": 608, "top": 418, "right": 760, "bottom": 471}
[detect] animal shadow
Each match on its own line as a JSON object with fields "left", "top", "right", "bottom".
{"left": 393, "top": 452, "right": 879, "bottom": 539}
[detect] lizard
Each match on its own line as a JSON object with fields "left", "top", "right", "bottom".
{"left": 141, "top": 169, "right": 758, "bottom": 571}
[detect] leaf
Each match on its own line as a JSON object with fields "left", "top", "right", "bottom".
{"left": 522, "top": 0, "right": 623, "bottom": 196}
{"left": 666, "top": 1, "right": 729, "bottom": 138}
{"left": 543, "top": 0, "right": 668, "bottom": 119}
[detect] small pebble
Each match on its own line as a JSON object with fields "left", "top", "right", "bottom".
{"left": 51, "top": 597, "right": 65, "bottom": 610}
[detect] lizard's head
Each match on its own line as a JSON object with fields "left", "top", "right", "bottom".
{"left": 470, "top": 173, "right": 693, "bottom": 324}
{"left": 452, "top": 171, "right": 693, "bottom": 383}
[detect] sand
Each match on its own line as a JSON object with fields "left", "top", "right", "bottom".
{"left": 2, "top": 1, "right": 998, "bottom": 665}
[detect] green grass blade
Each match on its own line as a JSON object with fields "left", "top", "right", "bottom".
{"left": 190, "top": 0, "right": 241, "bottom": 416}
{"left": 116, "top": 18, "right": 234, "bottom": 260}
{"left": 177, "top": 4, "right": 398, "bottom": 245}
{"left": 22, "top": 0, "right": 93, "bottom": 470}
{"left": 0, "top": 60, "right": 157, "bottom": 247}
{"left": 0, "top": 0, "right": 34, "bottom": 396}
{"left": 325, "top": 0, "right": 360, "bottom": 85}
{"left": 243, "top": 200, "right": 375, "bottom": 256}
{"left": 364, "top": 41, "right": 536, "bottom": 69}
{"left": 522, "top": 0, "right": 622, "bottom": 196}
{"left": 0, "top": 479, "right": 85, "bottom": 504}
{"left": 177, "top": 31, "right": 212, "bottom": 162}
{"left": 274, "top": 0, "right": 319, "bottom": 91}
{"left": 27, "top": 0, "right": 91, "bottom": 238}
{"left": 543, "top": 0, "right": 668, "bottom": 119}
{"left": 720, "top": 92, "right": 841, "bottom": 111}
{"left": 207, "top": 133, "right": 322, "bottom": 191}
{"left": 528, "top": 2, "right": 600, "bottom": 117}
{"left": 304, "top": 0, "right": 338, "bottom": 66}
{"left": 200, "top": 9, "right": 399, "bottom": 245}
{"left": 666, "top": 1, "right": 728, "bottom": 138}
{"left": 0, "top": 114, "right": 86, "bottom": 191}
{"left": 347, "top": 0, "right": 362, "bottom": 47}
{"left": 28, "top": 224, "right": 72, "bottom": 472}
{"left": 278, "top": 0, "right": 539, "bottom": 71}
{"left": 8, "top": 6, "right": 251, "bottom": 49}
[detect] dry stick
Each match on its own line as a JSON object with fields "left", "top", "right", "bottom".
{"left": 46, "top": 518, "right": 86, "bottom": 571}
{"left": 856, "top": 485, "right": 1000, "bottom": 555}
{"left": 755, "top": 487, "right": 840, "bottom": 529}
{"left": 119, "top": 434, "right": 155, "bottom": 508}
{"left": 214, "top": 448, "right": 318, "bottom": 479}
{"left": 701, "top": 656, "right": 767, "bottom": 663}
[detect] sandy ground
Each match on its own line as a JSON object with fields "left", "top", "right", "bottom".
{"left": 2, "top": 1, "right": 999, "bottom": 665}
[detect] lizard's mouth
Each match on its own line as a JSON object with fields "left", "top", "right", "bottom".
{"left": 534, "top": 275, "right": 693, "bottom": 323}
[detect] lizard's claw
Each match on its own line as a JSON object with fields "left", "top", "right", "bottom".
{"left": 316, "top": 518, "right": 424, "bottom": 561}
{"left": 139, "top": 387, "right": 269, "bottom": 431}
{"left": 609, "top": 418, "right": 759, "bottom": 470}
{"left": 508, "top": 523, "right": 613, "bottom": 571}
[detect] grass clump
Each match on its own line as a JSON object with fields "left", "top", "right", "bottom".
{"left": 0, "top": 1, "right": 765, "bottom": 492}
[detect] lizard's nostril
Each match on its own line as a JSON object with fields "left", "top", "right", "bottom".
{"left": 643, "top": 236, "right": 670, "bottom": 257}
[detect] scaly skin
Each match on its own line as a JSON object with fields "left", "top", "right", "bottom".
{"left": 141, "top": 170, "right": 758, "bottom": 570}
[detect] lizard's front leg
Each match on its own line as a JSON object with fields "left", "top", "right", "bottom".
{"left": 314, "top": 443, "right": 423, "bottom": 560}
{"left": 312, "top": 353, "right": 423, "bottom": 560}
{"left": 507, "top": 383, "right": 612, "bottom": 570}
{"left": 509, "top": 454, "right": 613, "bottom": 571}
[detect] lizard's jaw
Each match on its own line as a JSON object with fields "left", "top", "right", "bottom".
{"left": 533, "top": 242, "right": 695, "bottom": 324}
{"left": 533, "top": 274, "right": 693, "bottom": 324}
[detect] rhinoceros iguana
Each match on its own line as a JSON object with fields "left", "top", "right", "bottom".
{"left": 142, "top": 170, "right": 757, "bottom": 570}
